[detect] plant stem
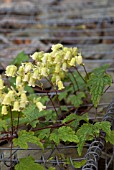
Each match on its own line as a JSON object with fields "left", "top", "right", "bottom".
{"left": 46, "top": 92, "right": 59, "bottom": 117}
{"left": 82, "top": 64, "right": 89, "bottom": 79}
{"left": 10, "top": 110, "right": 13, "bottom": 169}
{"left": 74, "top": 67, "right": 86, "bottom": 83}
{"left": 69, "top": 69, "right": 79, "bottom": 91}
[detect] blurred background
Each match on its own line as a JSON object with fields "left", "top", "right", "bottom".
{"left": 0, "top": 0, "right": 114, "bottom": 169}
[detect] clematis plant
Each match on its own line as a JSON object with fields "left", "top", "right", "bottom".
{"left": 0, "top": 44, "right": 114, "bottom": 170}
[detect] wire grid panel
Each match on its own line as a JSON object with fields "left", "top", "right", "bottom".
{"left": 0, "top": 0, "right": 114, "bottom": 169}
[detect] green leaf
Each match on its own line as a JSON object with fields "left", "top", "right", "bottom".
{"left": 15, "top": 156, "right": 44, "bottom": 170}
{"left": 106, "top": 130, "right": 114, "bottom": 144}
{"left": 60, "top": 105, "right": 68, "bottom": 111}
{"left": 94, "top": 121, "right": 111, "bottom": 135}
{"left": 73, "top": 160, "right": 86, "bottom": 168}
{"left": 87, "top": 65, "right": 112, "bottom": 107}
{"left": 38, "top": 128, "right": 50, "bottom": 140}
{"left": 62, "top": 113, "right": 88, "bottom": 129}
{"left": 13, "top": 130, "right": 43, "bottom": 150}
{"left": 11, "top": 51, "right": 29, "bottom": 66}
{"left": 76, "top": 123, "right": 93, "bottom": 156}
{"left": 0, "top": 119, "right": 7, "bottom": 131}
{"left": 49, "top": 129, "right": 60, "bottom": 145}
{"left": 58, "top": 126, "right": 79, "bottom": 143}
{"left": 67, "top": 92, "right": 85, "bottom": 107}
{"left": 22, "top": 104, "right": 39, "bottom": 127}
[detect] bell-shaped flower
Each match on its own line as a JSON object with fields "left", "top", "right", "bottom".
{"left": 62, "top": 62, "right": 67, "bottom": 72}
{"left": 24, "top": 63, "right": 32, "bottom": 73}
{"left": 16, "top": 76, "right": 22, "bottom": 87}
{"left": 55, "top": 64, "right": 60, "bottom": 73}
{"left": 36, "top": 102, "right": 46, "bottom": 112}
{"left": 20, "top": 92, "right": 28, "bottom": 105}
{"left": 51, "top": 44, "right": 63, "bottom": 52}
{"left": 57, "top": 80, "right": 65, "bottom": 90}
{"left": 6, "top": 65, "right": 17, "bottom": 77}
{"left": 56, "top": 75, "right": 60, "bottom": 84}
{"left": 12, "top": 101, "right": 20, "bottom": 112}
{"left": 64, "top": 51, "right": 71, "bottom": 60}
{"left": 54, "top": 54, "right": 61, "bottom": 63}
{"left": 28, "top": 77, "right": 36, "bottom": 87}
{"left": 23, "top": 72, "right": 30, "bottom": 82}
{"left": 17, "top": 66, "right": 24, "bottom": 76}
{"left": 41, "top": 67, "right": 48, "bottom": 77}
{"left": 1, "top": 105, "right": 8, "bottom": 115}
{"left": 31, "top": 52, "right": 39, "bottom": 60}
{"left": 32, "top": 69, "right": 39, "bottom": 79}
{"left": 2, "top": 94, "right": 11, "bottom": 105}
{"left": 0, "top": 76, "right": 5, "bottom": 90}
{"left": 69, "top": 57, "right": 76, "bottom": 66}
{"left": 75, "top": 54, "right": 83, "bottom": 65}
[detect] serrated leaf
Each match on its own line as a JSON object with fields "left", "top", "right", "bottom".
{"left": 62, "top": 113, "right": 88, "bottom": 128}
{"left": 38, "top": 128, "right": 50, "bottom": 140}
{"left": 76, "top": 123, "right": 93, "bottom": 156}
{"left": 13, "top": 130, "right": 43, "bottom": 150}
{"left": 106, "top": 130, "right": 114, "bottom": 144}
{"left": 22, "top": 104, "right": 39, "bottom": 127}
{"left": 67, "top": 92, "right": 85, "bottom": 107}
{"left": 94, "top": 121, "right": 111, "bottom": 135}
{"left": 58, "top": 126, "right": 79, "bottom": 143}
{"left": 87, "top": 66, "right": 112, "bottom": 107}
{"left": 49, "top": 129, "right": 60, "bottom": 145}
{"left": 11, "top": 51, "right": 29, "bottom": 66}
{"left": 0, "top": 119, "right": 7, "bottom": 131}
{"left": 15, "top": 156, "right": 44, "bottom": 170}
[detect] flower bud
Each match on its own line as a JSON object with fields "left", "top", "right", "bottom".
{"left": 56, "top": 75, "right": 60, "bottom": 84}
{"left": 75, "top": 54, "right": 83, "bottom": 65}
{"left": 28, "top": 77, "right": 36, "bottom": 87}
{"left": 17, "top": 66, "right": 24, "bottom": 75}
{"left": 23, "top": 73, "right": 30, "bottom": 82}
{"left": 6, "top": 65, "right": 17, "bottom": 77}
{"left": 69, "top": 57, "right": 76, "bottom": 66}
{"left": 41, "top": 67, "right": 48, "bottom": 77}
{"left": 1, "top": 105, "right": 8, "bottom": 115}
{"left": 12, "top": 101, "right": 20, "bottom": 112}
{"left": 2, "top": 95, "right": 11, "bottom": 105}
{"left": 57, "top": 80, "right": 65, "bottom": 90}
{"left": 36, "top": 102, "right": 46, "bottom": 112}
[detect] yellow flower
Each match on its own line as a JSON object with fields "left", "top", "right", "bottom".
{"left": 12, "top": 101, "right": 20, "bottom": 112}
{"left": 36, "top": 102, "right": 46, "bottom": 112}
{"left": 28, "top": 77, "right": 36, "bottom": 87}
{"left": 24, "top": 63, "right": 32, "bottom": 73}
{"left": 0, "top": 76, "right": 5, "bottom": 90}
{"left": 20, "top": 92, "right": 28, "bottom": 108}
{"left": 64, "top": 51, "right": 71, "bottom": 60}
{"left": 57, "top": 80, "right": 65, "bottom": 90}
{"left": 16, "top": 76, "right": 21, "bottom": 87}
{"left": 17, "top": 66, "right": 24, "bottom": 75}
{"left": 75, "top": 54, "right": 83, "bottom": 65}
{"left": 55, "top": 65, "right": 60, "bottom": 73}
{"left": 41, "top": 67, "right": 48, "bottom": 77}
{"left": 69, "top": 57, "right": 76, "bottom": 66}
{"left": 6, "top": 65, "right": 17, "bottom": 77}
{"left": 1, "top": 105, "right": 8, "bottom": 115}
{"left": 31, "top": 52, "right": 39, "bottom": 60}
{"left": 2, "top": 94, "right": 11, "bottom": 105}
{"left": 51, "top": 44, "right": 63, "bottom": 52}
{"left": 62, "top": 62, "right": 67, "bottom": 71}
{"left": 23, "top": 73, "right": 30, "bottom": 82}
{"left": 32, "top": 69, "right": 39, "bottom": 79}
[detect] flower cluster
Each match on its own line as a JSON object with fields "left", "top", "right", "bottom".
{"left": 0, "top": 44, "right": 83, "bottom": 115}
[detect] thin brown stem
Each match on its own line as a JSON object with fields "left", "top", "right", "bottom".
{"left": 82, "top": 64, "right": 89, "bottom": 79}
{"left": 74, "top": 67, "right": 86, "bottom": 83}
{"left": 69, "top": 69, "right": 79, "bottom": 91}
